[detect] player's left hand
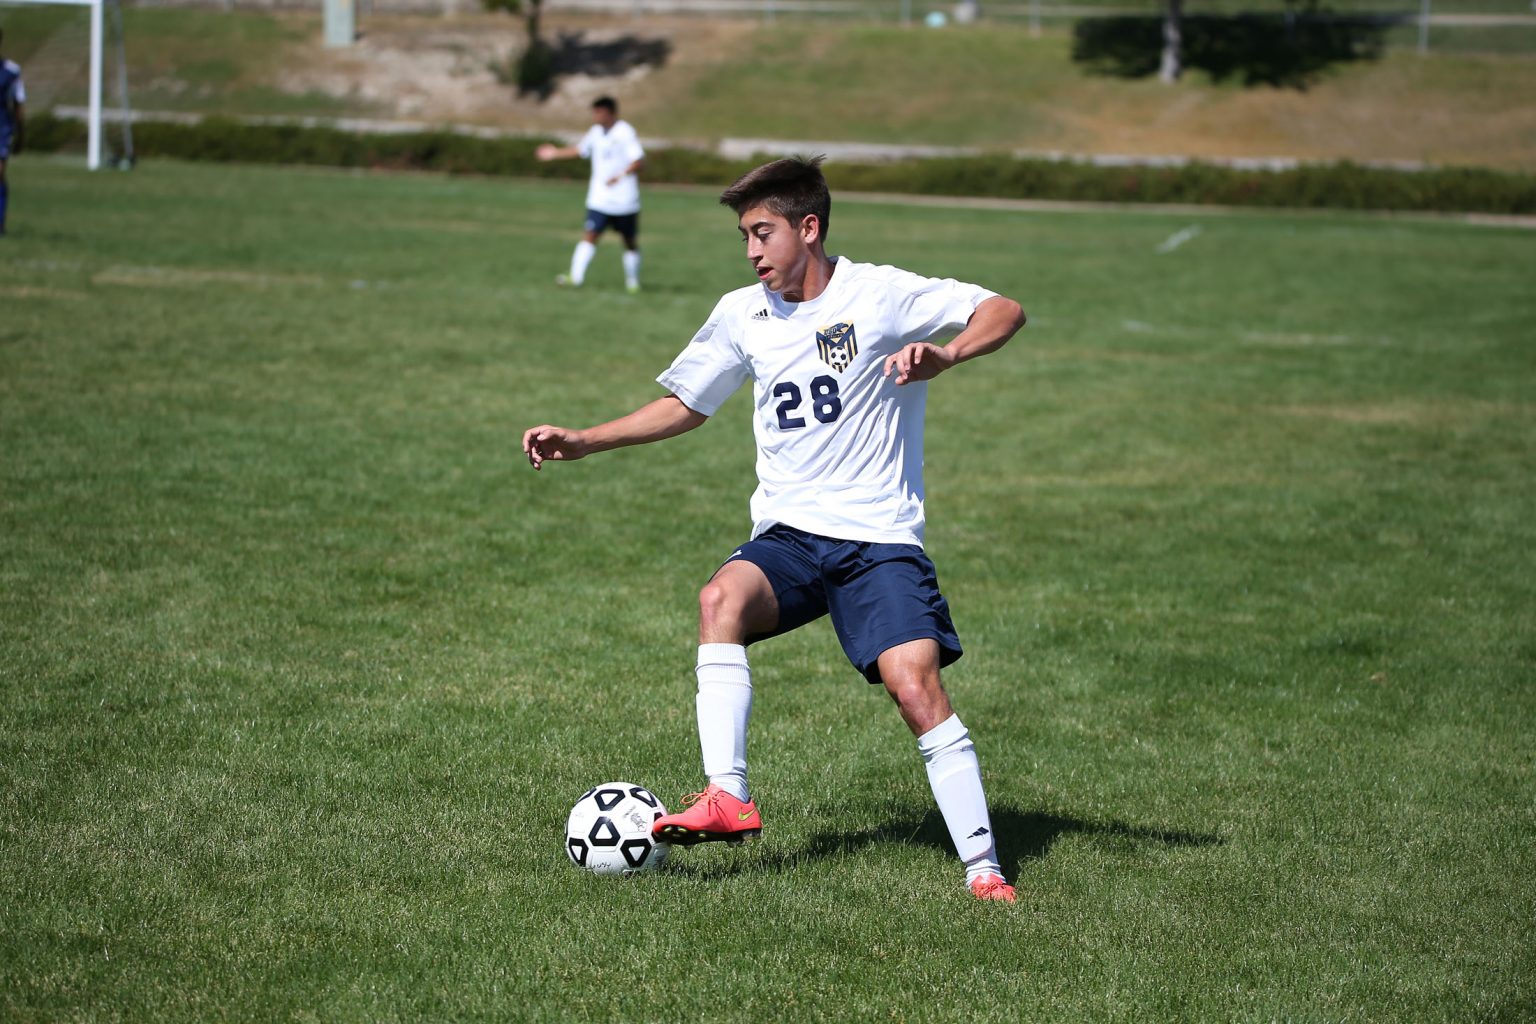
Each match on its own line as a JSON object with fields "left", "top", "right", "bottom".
{"left": 884, "top": 342, "right": 955, "bottom": 386}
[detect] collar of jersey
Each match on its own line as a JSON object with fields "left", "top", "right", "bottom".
{"left": 766, "top": 255, "right": 848, "bottom": 317}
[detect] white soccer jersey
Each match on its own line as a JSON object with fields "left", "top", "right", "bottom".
{"left": 657, "top": 257, "right": 996, "bottom": 547}
{"left": 577, "top": 120, "right": 644, "bottom": 215}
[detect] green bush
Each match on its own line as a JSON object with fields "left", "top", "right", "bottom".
{"left": 24, "top": 112, "right": 1536, "bottom": 215}
{"left": 516, "top": 39, "right": 556, "bottom": 98}
{"left": 23, "top": 112, "right": 88, "bottom": 155}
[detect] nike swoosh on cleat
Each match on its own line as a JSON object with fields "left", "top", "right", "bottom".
{"left": 737, "top": 810, "right": 755, "bottom": 821}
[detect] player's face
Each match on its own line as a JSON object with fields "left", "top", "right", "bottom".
{"left": 738, "top": 206, "right": 815, "bottom": 295}
{"left": 591, "top": 106, "right": 616, "bottom": 129}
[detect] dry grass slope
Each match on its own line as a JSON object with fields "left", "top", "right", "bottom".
{"left": 4, "top": 6, "right": 1535, "bottom": 168}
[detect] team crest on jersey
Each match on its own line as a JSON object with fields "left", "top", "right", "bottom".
{"left": 816, "top": 322, "right": 858, "bottom": 373}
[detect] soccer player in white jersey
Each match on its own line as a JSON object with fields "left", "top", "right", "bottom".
{"left": 535, "top": 96, "right": 645, "bottom": 293}
{"left": 522, "top": 156, "right": 1027, "bottom": 901}
{"left": 0, "top": 28, "right": 25, "bottom": 237}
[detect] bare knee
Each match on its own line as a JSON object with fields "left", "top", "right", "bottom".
{"left": 697, "top": 579, "right": 738, "bottom": 635}
{"left": 698, "top": 578, "right": 764, "bottom": 645}
{"left": 697, "top": 561, "right": 777, "bottom": 645}
{"left": 878, "top": 640, "right": 954, "bottom": 735}
{"left": 884, "top": 667, "right": 937, "bottom": 704}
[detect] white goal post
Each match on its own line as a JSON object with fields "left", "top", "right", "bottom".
{"left": 6, "top": 0, "right": 106, "bottom": 169}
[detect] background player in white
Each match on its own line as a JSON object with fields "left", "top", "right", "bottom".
{"left": 536, "top": 96, "right": 645, "bottom": 293}
{"left": 522, "top": 157, "right": 1026, "bottom": 901}
{"left": 0, "top": 27, "right": 25, "bottom": 237}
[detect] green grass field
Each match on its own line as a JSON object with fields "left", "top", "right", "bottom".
{"left": 2, "top": 158, "right": 1533, "bottom": 1021}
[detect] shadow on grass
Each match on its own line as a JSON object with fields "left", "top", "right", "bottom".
{"left": 518, "top": 31, "right": 673, "bottom": 99}
{"left": 667, "top": 803, "right": 1223, "bottom": 880}
{"left": 551, "top": 31, "right": 671, "bottom": 78}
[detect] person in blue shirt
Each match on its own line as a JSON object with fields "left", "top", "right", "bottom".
{"left": 0, "top": 27, "right": 26, "bottom": 237}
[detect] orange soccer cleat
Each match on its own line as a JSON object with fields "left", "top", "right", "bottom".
{"left": 653, "top": 785, "right": 762, "bottom": 846}
{"left": 968, "top": 874, "right": 1017, "bottom": 903}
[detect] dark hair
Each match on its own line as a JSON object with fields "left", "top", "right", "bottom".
{"left": 592, "top": 96, "right": 618, "bottom": 114}
{"left": 719, "top": 155, "right": 831, "bottom": 241}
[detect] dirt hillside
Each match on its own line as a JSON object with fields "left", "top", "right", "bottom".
{"left": 267, "top": 12, "right": 1536, "bottom": 169}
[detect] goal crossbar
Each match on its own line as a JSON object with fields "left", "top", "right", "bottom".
{"left": 5, "top": 0, "right": 106, "bottom": 169}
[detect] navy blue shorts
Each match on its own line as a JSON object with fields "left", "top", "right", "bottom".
{"left": 584, "top": 209, "right": 639, "bottom": 243}
{"left": 0, "top": 126, "right": 11, "bottom": 160}
{"left": 720, "top": 524, "right": 963, "bottom": 686}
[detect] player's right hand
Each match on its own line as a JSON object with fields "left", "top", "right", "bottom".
{"left": 522, "top": 425, "right": 587, "bottom": 470}
{"left": 535, "top": 143, "right": 558, "bottom": 162}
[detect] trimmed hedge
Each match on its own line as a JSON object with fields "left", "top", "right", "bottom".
{"left": 825, "top": 154, "right": 1536, "bottom": 215}
{"left": 27, "top": 112, "right": 1536, "bottom": 215}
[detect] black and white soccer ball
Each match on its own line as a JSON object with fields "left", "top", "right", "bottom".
{"left": 565, "top": 782, "right": 670, "bottom": 876}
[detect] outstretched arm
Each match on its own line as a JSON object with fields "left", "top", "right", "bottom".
{"left": 884, "top": 294, "right": 1027, "bottom": 386}
{"left": 522, "top": 395, "right": 708, "bottom": 471}
{"left": 606, "top": 157, "right": 643, "bottom": 187}
{"left": 535, "top": 143, "right": 581, "bottom": 162}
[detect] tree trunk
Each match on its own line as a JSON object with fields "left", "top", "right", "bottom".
{"left": 526, "top": 0, "right": 542, "bottom": 49}
{"left": 515, "top": 0, "right": 553, "bottom": 96}
{"left": 1159, "top": 0, "right": 1183, "bottom": 83}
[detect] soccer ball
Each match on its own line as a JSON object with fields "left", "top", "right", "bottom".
{"left": 565, "top": 782, "right": 670, "bottom": 876}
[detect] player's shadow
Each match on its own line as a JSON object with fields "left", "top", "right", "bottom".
{"left": 667, "top": 803, "right": 1223, "bottom": 880}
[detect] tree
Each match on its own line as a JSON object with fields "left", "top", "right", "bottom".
{"left": 483, "top": 0, "right": 554, "bottom": 97}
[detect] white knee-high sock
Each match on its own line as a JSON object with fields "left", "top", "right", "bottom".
{"left": 622, "top": 248, "right": 641, "bottom": 287}
{"left": 569, "top": 240, "right": 596, "bottom": 284}
{"left": 696, "top": 643, "right": 752, "bottom": 802}
{"left": 918, "top": 714, "right": 1003, "bottom": 884}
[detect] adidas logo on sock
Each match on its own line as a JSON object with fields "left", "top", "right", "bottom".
{"left": 751, "top": 308, "right": 770, "bottom": 320}
{"left": 966, "top": 827, "right": 991, "bottom": 839}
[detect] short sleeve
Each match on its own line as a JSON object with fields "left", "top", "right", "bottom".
{"left": 656, "top": 298, "right": 751, "bottom": 417}
{"left": 576, "top": 126, "right": 597, "bottom": 159}
{"left": 624, "top": 125, "right": 645, "bottom": 163}
{"left": 884, "top": 267, "right": 997, "bottom": 345}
